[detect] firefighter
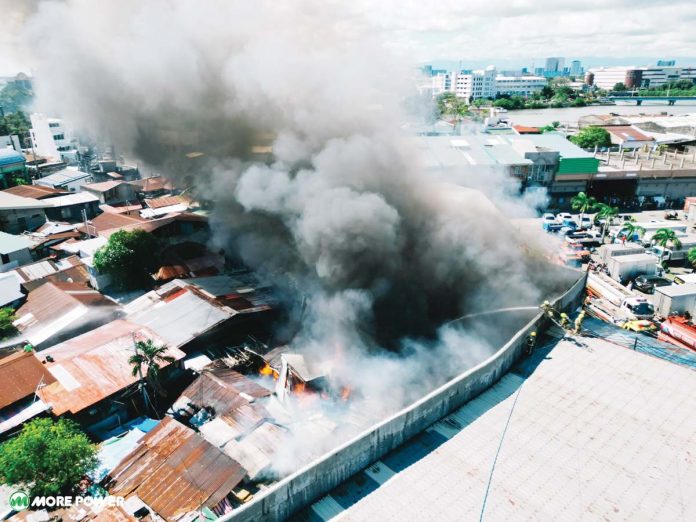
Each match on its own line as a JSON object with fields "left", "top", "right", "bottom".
{"left": 541, "top": 300, "right": 554, "bottom": 318}
{"left": 559, "top": 312, "right": 570, "bottom": 329}
{"left": 573, "top": 311, "right": 586, "bottom": 334}
{"left": 525, "top": 331, "right": 537, "bottom": 356}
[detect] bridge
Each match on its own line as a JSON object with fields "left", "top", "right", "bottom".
{"left": 606, "top": 94, "right": 696, "bottom": 105}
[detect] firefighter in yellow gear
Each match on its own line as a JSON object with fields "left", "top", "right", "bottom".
{"left": 525, "top": 331, "right": 537, "bottom": 356}
{"left": 541, "top": 300, "right": 554, "bottom": 318}
{"left": 573, "top": 311, "right": 586, "bottom": 334}
{"left": 559, "top": 312, "right": 570, "bottom": 328}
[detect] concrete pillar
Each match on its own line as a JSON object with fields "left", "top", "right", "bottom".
{"left": 652, "top": 158, "right": 656, "bottom": 168}
{"left": 647, "top": 150, "right": 652, "bottom": 159}
{"left": 663, "top": 155, "right": 667, "bottom": 164}
{"left": 681, "top": 156, "right": 685, "bottom": 168}
{"left": 622, "top": 159, "right": 626, "bottom": 169}
{"left": 673, "top": 149, "right": 678, "bottom": 158}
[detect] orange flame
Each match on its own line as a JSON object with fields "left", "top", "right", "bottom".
{"left": 259, "top": 363, "right": 273, "bottom": 376}
{"left": 293, "top": 383, "right": 306, "bottom": 394}
{"left": 340, "top": 387, "right": 351, "bottom": 400}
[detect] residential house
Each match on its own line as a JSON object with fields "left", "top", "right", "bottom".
{"left": 34, "top": 167, "right": 91, "bottom": 192}
{"left": 0, "top": 232, "right": 34, "bottom": 269}
{"left": 54, "top": 236, "right": 110, "bottom": 289}
{"left": 105, "top": 416, "right": 247, "bottom": 522}
{"left": 81, "top": 180, "right": 137, "bottom": 205}
{"left": 22, "top": 221, "right": 82, "bottom": 258}
{"left": 44, "top": 192, "right": 100, "bottom": 222}
{"left": 13, "top": 282, "right": 120, "bottom": 349}
{"left": 0, "top": 191, "right": 48, "bottom": 234}
{"left": 3, "top": 184, "right": 68, "bottom": 200}
{"left": 35, "top": 319, "right": 185, "bottom": 418}
{"left": 127, "top": 176, "right": 173, "bottom": 199}
{"left": 11, "top": 255, "right": 90, "bottom": 292}
{"left": 601, "top": 126, "right": 655, "bottom": 149}
{"left": 0, "top": 351, "right": 56, "bottom": 437}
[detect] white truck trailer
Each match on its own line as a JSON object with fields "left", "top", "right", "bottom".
{"left": 586, "top": 271, "right": 655, "bottom": 323}
{"left": 598, "top": 242, "right": 645, "bottom": 264}
{"left": 653, "top": 283, "right": 696, "bottom": 318}
{"left": 650, "top": 234, "right": 696, "bottom": 263}
{"left": 608, "top": 253, "right": 661, "bottom": 283}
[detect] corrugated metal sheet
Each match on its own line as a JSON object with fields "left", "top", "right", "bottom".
{"left": 0, "top": 351, "right": 56, "bottom": 409}
{"left": 2, "top": 184, "right": 68, "bottom": 199}
{"left": 174, "top": 369, "right": 271, "bottom": 419}
{"left": 127, "top": 290, "right": 231, "bottom": 348}
{"left": 36, "top": 319, "right": 184, "bottom": 415}
{"left": 107, "top": 417, "right": 246, "bottom": 521}
{"left": 222, "top": 422, "right": 287, "bottom": 480}
{"left": 144, "top": 195, "right": 189, "bottom": 209}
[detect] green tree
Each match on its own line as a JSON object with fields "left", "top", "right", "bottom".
{"left": 129, "top": 340, "right": 175, "bottom": 403}
{"left": 595, "top": 203, "right": 619, "bottom": 242}
{"left": 612, "top": 82, "right": 626, "bottom": 91}
{"left": 0, "top": 418, "right": 97, "bottom": 498}
{"left": 540, "top": 85, "right": 554, "bottom": 99}
{"left": 0, "top": 83, "right": 33, "bottom": 114}
{"left": 0, "top": 307, "right": 18, "bottom": 339}
{"left": 569, "top": 127, "right": 612, "bottom": 149}
{"left": 619, "top": 222, "right": 646, "bottom": 241}
{"left": 93, "top": 229, "right": 160, "bottom": 290}
{"left": 652, "top": 228, "right": 682, "bottom": 250}
{"left": 687, "top": 247, "right": 696, "bottom": 272}
{"left": 570, "top": 192, "right": 597, "bottom": 225}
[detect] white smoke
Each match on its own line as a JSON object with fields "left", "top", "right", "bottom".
{"left": 21, "top": 0, "right": 573, "bottom": 476}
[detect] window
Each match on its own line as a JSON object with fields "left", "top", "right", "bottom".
{"left": 49, "top": 122, "right": 60, "bottom": 128}
{"left": 1, "top": 253, "right": 9, "bottom": 265}
{"left": 53, "top": 134, "right": 65, "bottom": 140}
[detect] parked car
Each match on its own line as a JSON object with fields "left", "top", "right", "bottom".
{"left": 556, "top": 212, "right": 572, "bottom": 223}
{"left": 580, "top": 216, "right": 592, "bottom": 229}
{"left": 632, "top": 275, "right": 672, "bottom": 294}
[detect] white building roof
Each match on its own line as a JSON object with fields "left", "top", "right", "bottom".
{"left": 0, "top": 191, "right": 49, "bottom": 210}
{"left": 316, "top": 333, "right": 696, "bottom": 521}
{"left": 0, "top": 272, "right": 23, "bottom": 307}
{"left": 47, "top": 192, "right": 100, "bottom": 207}
{"left": 0, "top": 231, "right": 34, "bottom": 254}
{"left": 34, "top": 168, "right": 90, "bottom": 187}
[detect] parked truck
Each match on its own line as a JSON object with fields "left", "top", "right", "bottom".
{"left": 650, "top": 234, "right": 696, "bottom": 263}
{"left": 615, "top": 221, "right": 688, "bottom": 245}
{"left": 585, "top": 271, "right": 655, "bottom": 324}
{"left": 598, "top": 242, "right": 645, "bottom": 264}
{"left": 608, "top": 253, "right": 661, "bottom": 283}
{"left": 653, "top": 283, "right": 696, "bottom": 318}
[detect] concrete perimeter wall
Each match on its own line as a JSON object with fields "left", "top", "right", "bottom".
{"left": 227, "top": 273, "right": 587, "bottom": 521}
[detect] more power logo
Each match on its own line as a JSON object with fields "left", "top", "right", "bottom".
{"left": 8, "top": 491, "right": 29, "bottom": 511}
{"left": 7, "top": 491, "right": 124, "bottom": 511}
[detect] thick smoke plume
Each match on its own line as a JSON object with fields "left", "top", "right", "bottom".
{"left": 23, "top": 0, "right": 573, "bottom": 473}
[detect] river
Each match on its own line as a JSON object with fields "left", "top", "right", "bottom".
{"left": 506, "top": 103, "right": 696, "bottom": 127}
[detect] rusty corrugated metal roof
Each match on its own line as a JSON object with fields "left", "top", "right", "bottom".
{"left": 0, "top": 351, "right": 56, "bottom": 409}
{"left": 2, "top": 184, "right": 68, "bottom": 199}
{"left": 175, "top": 369, "right": 271, "bottom": 419}
{"left": 144, "top": 195, "right": 189, "bottom": 209}
{"left": 36, "top": 319, "right": 185, "bottom": 415}
{"left": 107, "top": 417, "right": 246, "bottom": 521}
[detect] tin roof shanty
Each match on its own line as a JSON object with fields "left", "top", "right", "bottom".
{"left": 35, "top": 319, "right": 184, "bottom": 415}
{"left": 13, "top": 282, "right": 120, "bottom": 348}
{"left": 0, "top": 351, "right": 56, "bottom": 411}
{"left": 106, "top": 416, "right": 247, "bottom": 522}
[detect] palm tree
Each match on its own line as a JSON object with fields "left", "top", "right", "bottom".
{"left": 129, "top": 340, "right": 175, "bottom": 399}
{"left": 652, "top": 228, "right": 682, "bottom": 260}
{"left": 595, "top": 203, "right": 619, "bottom": 242}
{"left": 688, "top": 247, "right": 696, "bottom": 272}
{"left": 570, "top": 192, "right": 597, "bottom": 227}
{"left": 620, "top": 222, "right": 646, "bottom": 242}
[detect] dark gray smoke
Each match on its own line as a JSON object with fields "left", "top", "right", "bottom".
{"left": 23, "top": 0, "right": 573, "bottom": 473}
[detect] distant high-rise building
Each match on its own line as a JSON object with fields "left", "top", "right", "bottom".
{"left": 545, "top": 57, "right": 565, "bottom": 72}
{"left": 657, "top": 60, "right": 676, "bottom": 67}
{"left": 534, "top": 67, "right": 545, "bottom": 76}
{"left": 570, "top": 60, "right": 583, "bottom": 76}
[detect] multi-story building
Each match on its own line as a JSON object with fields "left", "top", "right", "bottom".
{"left": 431, "top": 67, "right": 497, "bottom": 101}
{"left": 545, "top": 57, "right": 565, "bottom": 75}
{"left": 570, "top": 60, "right": 583, "bottom": 76}
{"left": 495, "top": 76, "right": 547, "bottom": 97}
{"left": 588, "top": 66, "right": 696, "bottom": 90}
{"left": 29, "top": 114, "right": 76, "bottom": 160}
